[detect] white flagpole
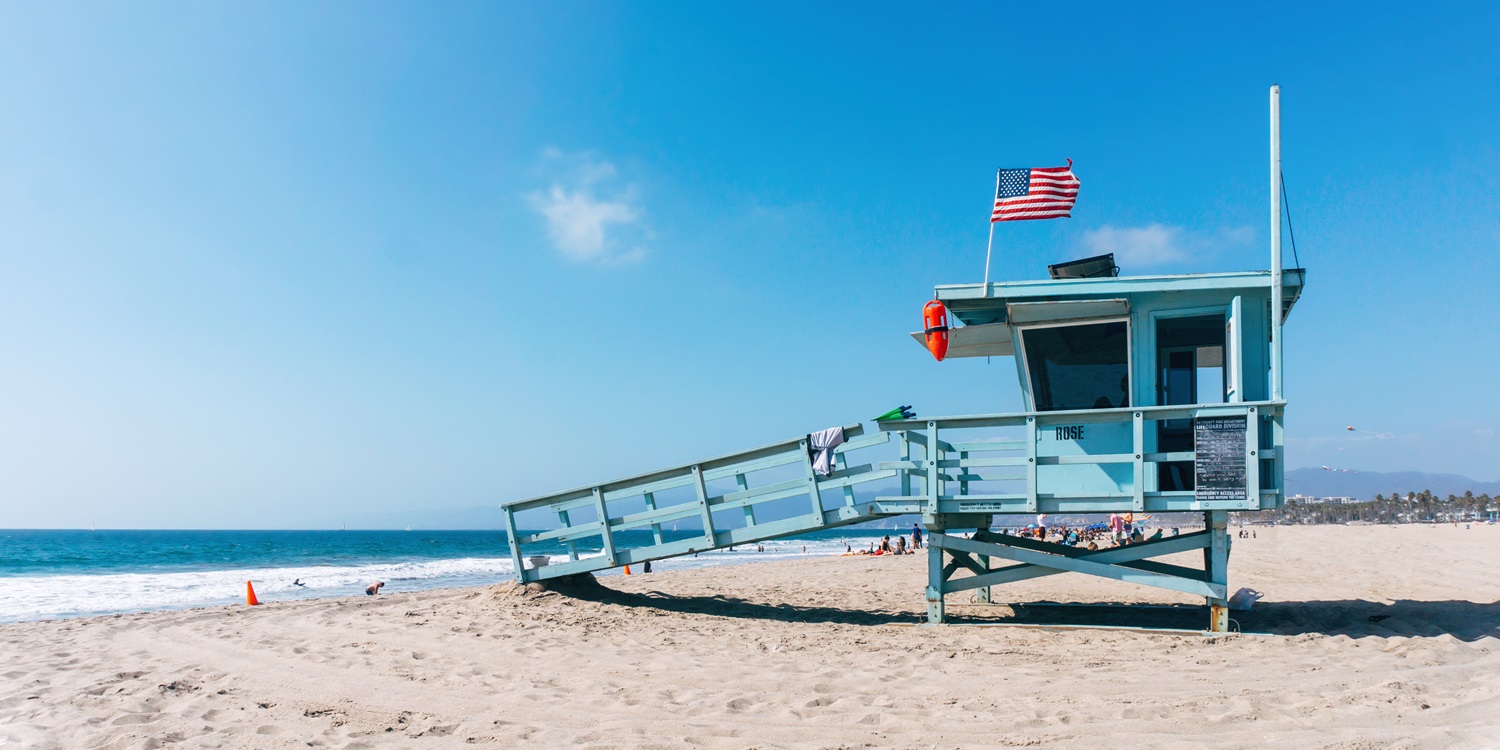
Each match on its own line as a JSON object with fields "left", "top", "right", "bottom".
{"left": 1270, "top": 85, "right": 1283, "bottom": 401}
{"left": 982, "top": 169, "right": 1000, "bottom": 294}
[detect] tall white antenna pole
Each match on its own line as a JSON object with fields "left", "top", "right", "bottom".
{"left": 982, "top": 169, "right": 999, "bottom": 294}
{"left": 1270, "top": 84, "right": 1284, "bottom": 401}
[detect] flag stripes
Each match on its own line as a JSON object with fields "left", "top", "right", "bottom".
{"left": 991, "top": 163, "right": 1080, "bottom": 222}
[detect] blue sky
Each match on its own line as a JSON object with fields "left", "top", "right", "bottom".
{"left": 1, "top": 3, "right": 1496, "bottom": 528}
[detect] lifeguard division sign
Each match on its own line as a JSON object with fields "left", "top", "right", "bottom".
{"left": 1195, "top": 417, "right": 1249, "bottom": 504}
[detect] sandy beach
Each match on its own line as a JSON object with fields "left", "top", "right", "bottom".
{"left": 3, "top": 525, "right": 1497, "bottom": 749}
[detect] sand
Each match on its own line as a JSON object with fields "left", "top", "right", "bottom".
{"left": 2, "top": 525, "right": 1498, "bottom": 749}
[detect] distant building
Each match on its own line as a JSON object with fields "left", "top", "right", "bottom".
{"left": 1287, "top": 495, "right": 1360, "bottom": 505}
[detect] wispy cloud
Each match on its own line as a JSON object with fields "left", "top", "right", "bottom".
{"left": 1082, "top": 223, "right": 1253, "bottom": 267}
{"left": 527, "top": 149, "right": 647, "bottom": 264}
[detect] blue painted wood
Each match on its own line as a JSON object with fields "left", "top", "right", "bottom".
{"left": 642, "top": 492, "right": 664, "bottom": 545}
{"left": 935, "top": 533, "right": 1223, "bottom": 599}
{"left": 943, "top": 531, "right": 1213, "bottom": 591}
{"left": 505, "top": 424, "right": 867, "bottom": 513}
{"left": 1132, "top": 410, "right": 1146, "bottom": 512}
{"left": 925, "top": 421, "right": 939, "bottom": 515}
{"left": 836, "top": 454, "right": 857, "bottom": 506}
{"left": 1245, "top": 407, "right": 1262, "bottom": 507}
{"left": 503, "top": 506, "right": 525, "bottom": 580}
{"left": 691, "top": 465, "right": 716, "bottom": 547}
{"left": 799, "top": 439, "right": 828, "bottom": 526}
{"left": 950, "top": 438, "right": 1027, "bottom": 452}
{"left": 592, "top": 487, "right": 616, "bottom": 566}
{"left": 737, "top": 474, "right": 756, "bottom": 526}
{"left": 519, "top": 522, "right": 604, "bottom": 546}
{"left": 877, "top": 401, "right": 1284, "bottom": 430}
{"left": 1025, "top": 417, "right": 1038, "bottom": 513}
{"left": 555, "top": 509, "right": 579, "bottom": 561}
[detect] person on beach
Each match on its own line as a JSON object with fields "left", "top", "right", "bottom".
{"left": 911, "top": 523, "right": 923, "bottom": 550}
{"left": 365, "top": 582, "right": 384, "bottom": 596}
{"left": 879, "top": 536, "right": 893, "bottom": 554}
{"left": 895, "top": 535, "right": 907, "bottom": 555}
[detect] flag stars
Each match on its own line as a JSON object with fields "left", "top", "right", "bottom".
{"left": 998, "top": 169, "right": 1031, "bottom": 198}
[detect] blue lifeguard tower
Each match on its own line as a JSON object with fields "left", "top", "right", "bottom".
{"left": 501, "top": 87, "right": 1301, "bottom": 633}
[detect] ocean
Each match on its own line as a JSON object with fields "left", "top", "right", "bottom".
{"left": 0, "top": 527, "right": 909, "bottom": 623}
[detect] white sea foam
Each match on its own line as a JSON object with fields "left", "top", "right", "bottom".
{"left": 0, "top": 535, "right": 865, "bottom": 622}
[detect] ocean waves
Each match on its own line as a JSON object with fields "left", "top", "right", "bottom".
{"left": 0, "top": 534, "right": 865, "bottom": 622}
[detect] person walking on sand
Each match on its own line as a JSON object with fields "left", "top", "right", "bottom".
{"left": 365, "top": 581, "right": 385, "bottom": 596}
{"left": 911, "top": 523, "right": 924, "bottom": 550}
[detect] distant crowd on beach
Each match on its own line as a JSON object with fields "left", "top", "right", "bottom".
{"left": 844, "top": 514, "right": 1212, "bottom": 555}
{"left": 848, "top": 524, "right": 925, "bottom": 556}
{"left": 991, "top": 512, "right": 1174, "bottom": 550}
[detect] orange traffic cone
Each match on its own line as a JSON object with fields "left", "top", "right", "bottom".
{"left": 246, "top": 581, "right": 261, "bottom": 606}
{"left": 623, "top": 565, "right": 631, "bottom": 576}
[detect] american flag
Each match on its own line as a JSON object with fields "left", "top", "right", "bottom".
{"left": 990, "top": 161, "right": 1080, "bottom": 222}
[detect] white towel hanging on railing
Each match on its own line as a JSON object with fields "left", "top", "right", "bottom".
{"left": 808, "top": 427, "right": 845, "bottom": 477}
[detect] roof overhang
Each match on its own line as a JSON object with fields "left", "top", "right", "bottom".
{"left": 909, "top": 322, "right": 1013, "bottom": 358}
{"left": 935, "top": 269, "right": 1305, "bottom": 327}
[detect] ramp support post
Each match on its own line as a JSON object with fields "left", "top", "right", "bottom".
{"left": 925, "top": 515, "right": 946, "bottom": 624}
{"left": 1204, "top": 510, "right": 1231, "bottom": 632}
{"left": 972, "top": 529, "right": 992, "bottom": 604}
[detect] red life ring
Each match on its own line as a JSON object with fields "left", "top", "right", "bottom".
{"left": 923, "top": 300, "right": 949, "bottom": 361}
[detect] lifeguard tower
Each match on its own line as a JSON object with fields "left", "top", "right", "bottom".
{"left": 880, "top": 258, "right": 1303, "bottom": 630}
{"left": 501, "top": 87, "right": 1301, "bottom": 633}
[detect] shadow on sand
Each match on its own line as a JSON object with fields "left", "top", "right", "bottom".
{"left": 547, "top": 577, "right": 1499, "bottom": 640}
{"left": 941, "top": 599, "right": 1500, "bottom": 640}
{"left": 538, "top": 574, "right": 917, "bottom": 626}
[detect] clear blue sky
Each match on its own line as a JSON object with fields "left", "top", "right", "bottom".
{"left": 2, "top": 3, "right": 1496, "bottom": 528}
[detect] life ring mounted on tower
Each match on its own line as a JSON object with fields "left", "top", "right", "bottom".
{"left": 922, "top": 299, "right": 949, "bottom": 361}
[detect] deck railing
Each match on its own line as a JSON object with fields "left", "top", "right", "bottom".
{"left": 872, "top": 401, "right": 1284, "bottom": 516}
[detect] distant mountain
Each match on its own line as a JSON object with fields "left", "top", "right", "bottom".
{"left": 1285, "top": 468, "right": 1500, "bottom": 500}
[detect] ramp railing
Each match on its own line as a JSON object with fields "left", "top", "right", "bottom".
{"left": 502, "top": 424, "right": 904, "bottom": 582}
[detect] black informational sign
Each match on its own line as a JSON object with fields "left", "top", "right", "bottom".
{"left": 1195, "top": 417, "right": 1247, "bottom": 502}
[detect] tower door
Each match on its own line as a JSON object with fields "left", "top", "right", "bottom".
{"left": 1155, "top": 314, "right": 1227, "bottom": 491}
